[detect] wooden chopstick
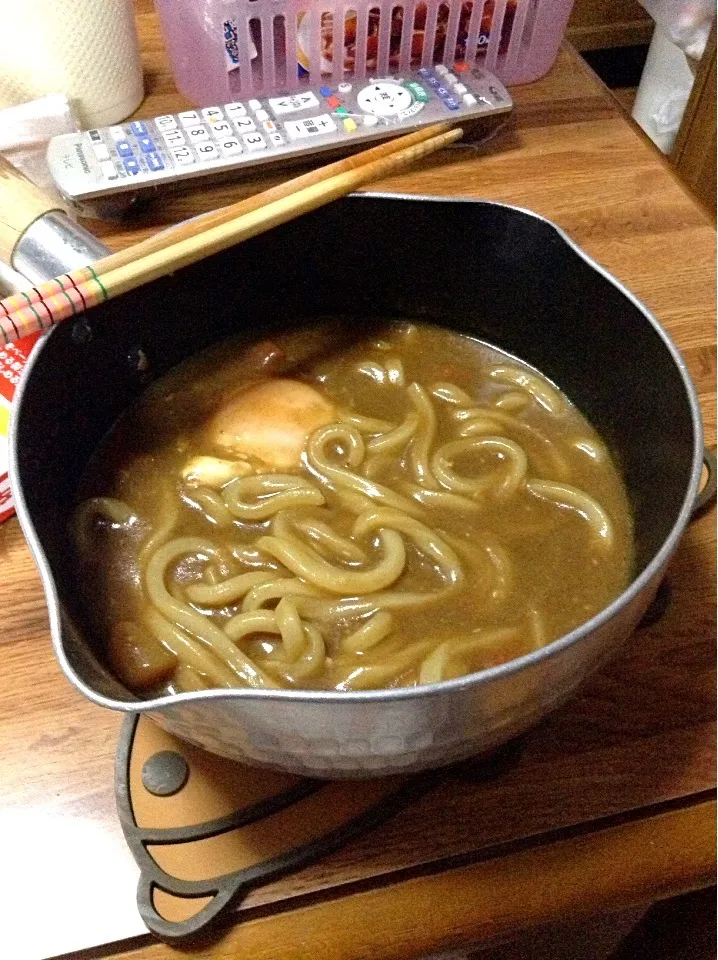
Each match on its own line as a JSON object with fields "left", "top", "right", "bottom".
{"left": 97, "top": 120, "right": 456, "bottom": 274}
{"left": 97, "top": 125, "right": 462, "bottom": 298}
{"left": 0, "top": 123, "right": 461, "bottom": 344}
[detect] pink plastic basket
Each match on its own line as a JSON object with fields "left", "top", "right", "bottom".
{"left": 155, "top": 0, "right": 575, "bottom": 104}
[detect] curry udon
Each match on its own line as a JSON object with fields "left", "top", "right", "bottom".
{"left": 72, "top": 322, "right": 635, "bottom": 695}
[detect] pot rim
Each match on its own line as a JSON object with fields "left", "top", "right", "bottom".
{"left": 9, "top": 194, "right": 705, "bottom": 711}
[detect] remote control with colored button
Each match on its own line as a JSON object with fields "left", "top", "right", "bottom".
{"left": 47, "top": 65, "right": 512, "bottom": 209}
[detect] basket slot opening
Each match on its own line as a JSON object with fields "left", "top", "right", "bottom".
{"left": 337, "top": 9, "right": 358, "bottom": 79}
{"left": 272, "top": 15, "right": 288, "bottom": 90}
{"left": 250, "top": 18, "right": 264, "bottom": 88}
{"left": 410, "top": 2, "right": 427, "bottom": 66}
{"left": 344, "top": 9, "right": 358, "bottom": 79}
{"left": 367, "top": 6, "right": 382, "bottom": 76}
{"left": 433, "top": 3, "right": 451, "bottom": 63}
{"left": 484, "top": 0, "right": 509, "bottom": 70}
{"left": 388, "top": 6, "right": 404, "bottom": 72}
{"left": 397, "top": 2, "right": 414, "bottom": 69}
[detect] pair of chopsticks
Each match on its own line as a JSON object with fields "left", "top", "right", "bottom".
{"left": 0, "top": 122, "right": 462, "bottom": 345}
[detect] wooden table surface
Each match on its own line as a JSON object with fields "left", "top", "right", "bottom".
{"left": 0, "top": 5, "right": 715, "bottom": 959}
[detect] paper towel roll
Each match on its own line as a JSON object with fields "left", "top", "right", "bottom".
{"left": 0, "top": 0, "right": 144, "bottom": 128}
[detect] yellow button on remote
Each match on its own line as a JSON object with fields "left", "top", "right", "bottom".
{"left": 343, "top": 118, "right": 357, "bottom": 132}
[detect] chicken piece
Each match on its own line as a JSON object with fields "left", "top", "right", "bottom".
{"left": 181, "top": 455, "right": 252, "bottom": 488}
{"left": 209, "top": 379, "right": 337, "bottom": 470}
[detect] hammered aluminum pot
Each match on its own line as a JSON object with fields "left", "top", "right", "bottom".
{"left": 10, "top": 194, "right": 705, "bottom": 777}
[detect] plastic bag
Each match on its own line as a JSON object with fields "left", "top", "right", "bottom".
{"left": 632, "top": 23, "right": 695, "bottom": 152}
{"left": 0, "top": 93, "right": 79, "bottom": 207}
{"left": 638, "top": 0, "right": 715, "bottom": 60}
{"left": 632, "top": 1, "right": 715, "bottom": 152}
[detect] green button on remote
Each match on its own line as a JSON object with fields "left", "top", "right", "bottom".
{"left": 405, "top": 81, "right": 429, "bottom": 103}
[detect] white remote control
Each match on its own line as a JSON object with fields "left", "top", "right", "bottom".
{"left": 47, "top": 65, "right": 512, "bottom": 208}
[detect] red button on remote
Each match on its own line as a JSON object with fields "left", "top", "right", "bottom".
{"left": 327, "top": 95, "right": 341, "bottom": 108}
{"left": 454, "top": 62, "right": 469, "bottom": 72}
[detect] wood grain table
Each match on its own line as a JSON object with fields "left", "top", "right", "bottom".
{"left": 0, "top": 5, "right": 715, "bottom": 959}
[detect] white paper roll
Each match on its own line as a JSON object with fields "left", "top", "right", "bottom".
{"left": 0, "top": 0, "right": 144, "bottom": 128}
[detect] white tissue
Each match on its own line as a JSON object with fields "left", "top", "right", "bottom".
{"left": 0, "top": 94, "right": 79, "bottom": 208}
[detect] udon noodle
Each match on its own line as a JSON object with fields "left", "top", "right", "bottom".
{"left": 72, "top": 322, "right": 634, "bottom": 695}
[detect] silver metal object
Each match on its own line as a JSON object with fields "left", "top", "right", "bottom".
{"left": 9, "top": 196, "right": 707, "bottom": 778}
{"left": 12, "top": 211, "right": 109, "bottom": 283}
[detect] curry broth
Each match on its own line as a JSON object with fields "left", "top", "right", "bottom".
{"left": 74, "top": 322, "right": 635, "bottom": 693}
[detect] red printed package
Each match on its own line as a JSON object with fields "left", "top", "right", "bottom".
{"left": 0, "top": 332, "right": 42, "bottom": 522}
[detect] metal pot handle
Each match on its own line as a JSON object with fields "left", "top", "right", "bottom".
{"left": 640, "top": 447, "right": 716, "bottom": 630}
{"left": 692, "top": 447, "right": 717, "bottom": 518}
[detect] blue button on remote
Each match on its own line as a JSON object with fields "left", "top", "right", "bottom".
{"left": 427, "top": 76, "right": 440, "bottom": 88}
{"left": 319, "top": 86, "right": 332, "bottom": 97}
{"left": 115, "top": 140, "right": 133, "bottom": 157}
{"left": 444, "top": 97, "right": 460, "bottom": 110}
{"left": 138, "top": 135, "right": 156, "bottom": 153}
{"left": 418, "top": 67, "right": 431, "bottom": 78}
{"left": 437, "top": 86, "right": 450, "bottom": 97}
{"left": 130, "top": 121, "right": 148, "bottom": 136}
{"left": 123, "top": 158, "right": 141, "bottom": 175}
{"left": 146, "top": 152, "right": 164, "bottom": 171}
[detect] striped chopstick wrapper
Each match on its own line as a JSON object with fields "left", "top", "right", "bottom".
{"left": 0, "top": 266, "right": 107, "bottom": 344}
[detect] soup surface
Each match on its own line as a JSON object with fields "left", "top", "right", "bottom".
{"left": 73, "top": 322, "right": 635, "bottom": 695}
